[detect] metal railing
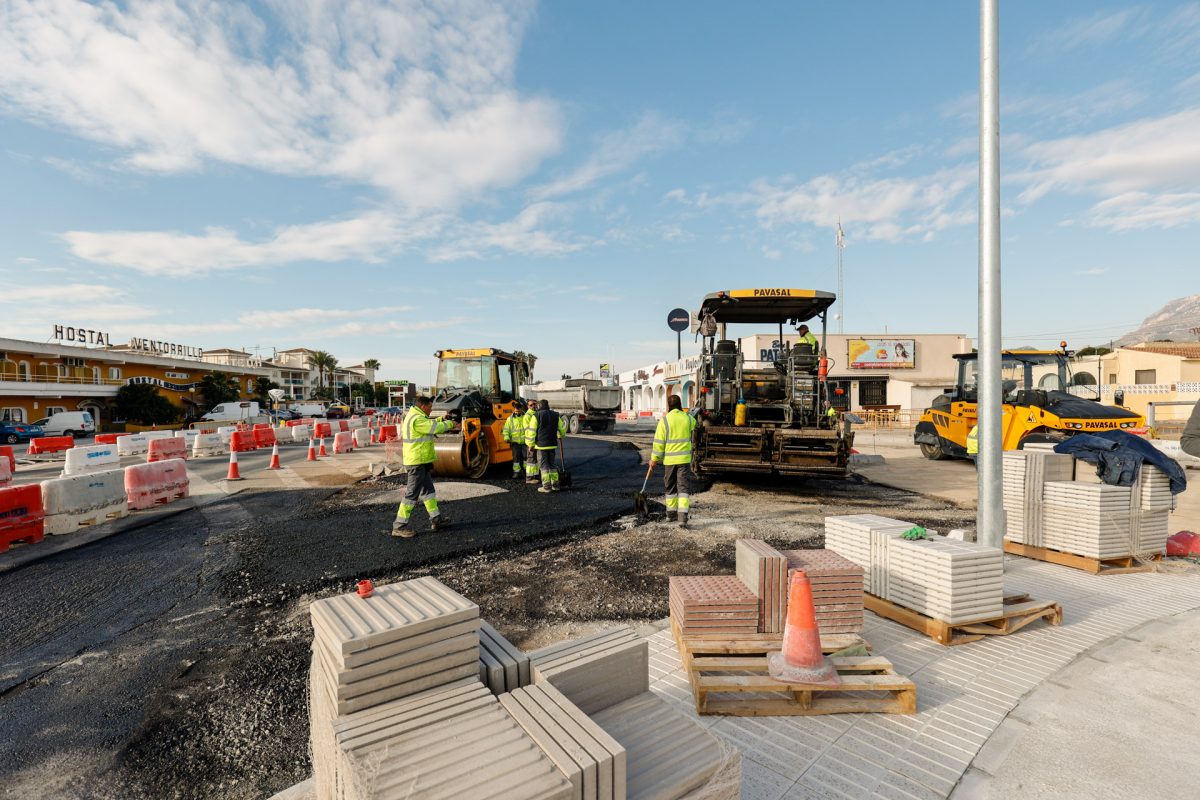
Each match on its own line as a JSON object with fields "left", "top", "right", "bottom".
{"left": 0, "top": 373, "right": 125, "bottom": 386}
{"left": 847, "top": 409, "right": 925, "bottom": 431}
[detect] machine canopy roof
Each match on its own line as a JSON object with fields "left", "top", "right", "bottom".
{"left": 698, "top": 289, "right": 837, "bottom": 325}
{"left": 952, "top": 350, "right": 1065, "bottom": 364}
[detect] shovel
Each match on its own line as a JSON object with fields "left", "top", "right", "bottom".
{"left": 633, "top": 461, "right": 655, "bottom": 515}
{"left": 557, "top": 439, "right": 573, "bottom": 488}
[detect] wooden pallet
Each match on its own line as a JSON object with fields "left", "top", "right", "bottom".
{"left": 863, "top": 592, "right": 1062, "bottom": 646}
{"left": 671, "top": 621, "right": 914, "bottom": 716}
{"left": 1003, "top": 541, "right": 1157, "bottom": 575}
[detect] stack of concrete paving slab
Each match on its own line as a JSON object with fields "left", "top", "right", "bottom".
{"left": 1042, "top": 482, "right": 1135, "bottom": 560}
{"left": 310, "top": 577, "right": 481, "bottom": 716}
{"left": 325, "top": 679, "right": 572, "bottom": 800}
{"left": 528, "top": 626, "right": 649, "bottom": 715}
{"left": 824, "top": 514, "right": 913, "bottom": 597}
{"left": 780, "top": 548, "right": 865, "bottom": 633}
{"left": 885, "top": 537, "right": 1005, "bottom": 625}
{"left": 667, "top": 575, "right": 759, "bottom": 636}
{"left": 499, "top": 682, "right": 627, "bottom": 799}
{"left": 478, "top": 620, "right": 531, "bottom": 696}
{"left": 1002, "top": 451, "right": 1075, "bottom": 546}
{"left": 733, "top": 539, "right": 788, "bottom": 633}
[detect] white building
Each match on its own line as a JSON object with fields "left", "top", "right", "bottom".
{"left": 201, "top": 347, "right": 375, "bottom": 400}
{"left": 618, "top": 333, "right": 971, "bottom": 414}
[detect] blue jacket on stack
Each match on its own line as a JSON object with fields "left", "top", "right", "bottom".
{"left": 1054, "top": 430, "right": 1187, "bottom": 494}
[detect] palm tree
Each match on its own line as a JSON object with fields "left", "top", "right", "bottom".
{"left": 306, "top": 350, "right": 338, "bottom": 396}
{"left": 199, "top": 371, "right": 241, "bottom": 405}
{"left": 363, "top": 358, "right": 381, "bottom": 371}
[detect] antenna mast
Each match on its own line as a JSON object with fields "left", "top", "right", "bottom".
{"left": 835, "top": 219, "right": 846, "bottom": 334}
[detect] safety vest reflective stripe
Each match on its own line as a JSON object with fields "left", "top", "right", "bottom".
{"left": 652, "top": 410, "right": 695, "bottom": 464}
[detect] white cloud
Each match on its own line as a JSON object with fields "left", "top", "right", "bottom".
{"left": 63, "top": 210, "right": 446, "bottom": 275}
{"left": 313, "top": 318, "right": 466, "bottom": 337}
{"left": 1074, "top": 267, "right": 1109, "bottom": 277}
{"left": 239, "top": 306, "right": 414, "bottom": 328}
{"left": 427, "top": 202, "right": 589, "bottom": 261}
{"left": 0, "top": 0, "right": 561, "bottom": 207}
{"left": 0, "top": 283, "right": 124, "bottom": 303}
{"left": 1016, "top": 107, "right": 1200, "bottom": 228}
{"left": 1026, "top": 9, "right": 1140, "bottom": 55}
{"left": 530, "top": 113, "right": 683, "bottom": 201}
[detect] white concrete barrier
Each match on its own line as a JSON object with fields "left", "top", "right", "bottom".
{"left": 352, "top": 428, "right": 372, "bottom": 448}
{"left": 63, "top": 444, "right": 120, "bottom": 476}
{"left": 117, "top": 433, "right": 154, "bottom": 456}
{"left": 347, "top": 418, "right": 365, "bottom": 430}
{"left": 144, "top": 430, "right": 176, "bottom": 441}
{"left": 192, "top": 432, "right": 227, "bottom": 458}
{"left": 42, "top": 468, "right": 129, "bottom": 535}
{"left": 1151, "top": 439, "right": 1200, "bottom": 468}
{"left": 217, "top": 426, "right": 238, "bottom": 445}
{"left": 290, "top": 424, "right": 313, "bottom": 442}
{"left": 175, "top": 429, "right": 201, "bottom": 445}
{"left": 333, "top": 430, "right": 355, "bottom": 454}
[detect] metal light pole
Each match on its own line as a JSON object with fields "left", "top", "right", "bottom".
{"left": 836, "top": 220, "right": 845, "bottom": 334}
{"left": 977, "top": 0, "right": 1004, "bottom": 547}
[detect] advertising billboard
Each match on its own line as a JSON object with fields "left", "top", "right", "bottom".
{"left": 847, "top": 339, "right": 916, "bottom": 369}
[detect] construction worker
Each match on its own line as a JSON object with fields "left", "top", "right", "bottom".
{"left": 651, "top": 394, "right": 697, "bottom": 527}
{"left": 522, "top": 401, "right": 540, "bottom": 484}
{"left": 533, "top": 399, "right": 566, "bottom": 493}
{"left": 967, "top": 424, "right": 979, "bottom": 465}
{"left": 391, "top": 395, "right": 459, "bottom": 538}
{"left": 824, "top": 401, "right": 838, "bottom": 428}
{"left": 503, "top": 400, "right": 528, "bottom": 479}
{"left": 796, "top": 324, "right": 819, "bottom": 351}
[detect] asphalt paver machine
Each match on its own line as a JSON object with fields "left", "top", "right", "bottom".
{"left": 691, "top": 288, "right": 853, "bottom": 478}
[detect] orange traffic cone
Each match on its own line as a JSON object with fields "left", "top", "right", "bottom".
{"left": 307, "top": 439, "right": 318, "bottom": 461}
{"left": 226, "top": 449, "right": 243, "bottom": 481}
{"left": 370, "top": 427, "right": 377, "bottom": 444}
{"left": 767, "top": 570, "right": 840, "bottom": 686}
{"left": 318, "top": 438, "right": 328, "bottom": 457}
{"left": 267, "top": 443, "right": 280, "bottom": 470}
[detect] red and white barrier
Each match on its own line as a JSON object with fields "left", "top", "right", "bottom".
{"left": 290, "top": 424, "right": 312, "bottom": 442}
{"left": 64, "top": 443, "right": 120, "bottom": 476}
{"left": 125, "top": 459, "right": 189, "bottom": 510}
{"left": 313, "top": 422, "right": 332, "bottom": 439}
{"left": 28, "top": 436, "right": 74, "bottom": 456}
{"left": 42, "top": 469, "right": 128, "bottom": 535}
{"left": 147, "top": 437, "right": 189, "bottom": 462}
{"left": 352, "top": 428, "right": 372, "bottom": 448}
{"left": 0, "top": 445, "right": 14, "bottom": 475}
{"left": 230, "top": 430, "right": 257, "bottom": 452}
{"left": 378, "top": 424, "right": 399, "bottom": 443}
{"left": 252, "top": 427, "right": 277, "bottom": 449}
{"left": 0, "top": 484, "right": 45, "bottom": 553}
{"left": 0, "top": 457, "right": 11, "bottom": 487}
{"left": 191, "top": 432, "right": 227, "bottom": 458}
{"left": 333, "top": 430, "right": 355, "bottom": 454}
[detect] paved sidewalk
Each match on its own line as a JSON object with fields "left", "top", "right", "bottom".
{"left": 646, "top": 557, "right": 1200, "bottom": 799}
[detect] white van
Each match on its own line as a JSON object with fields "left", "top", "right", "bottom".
{"left": 34, "top": 411, "right": 96, "bottom": 438}
{"left": 290, "top": 403, "right": 327, "bottom": 418}
{"left": 200, "top": 401, "right": 267, "bottom": 423}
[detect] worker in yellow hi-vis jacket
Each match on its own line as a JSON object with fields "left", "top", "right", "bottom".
{"left": 651, "top": 394, "right": 697, "bottom": 528}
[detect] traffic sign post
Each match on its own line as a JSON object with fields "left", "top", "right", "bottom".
{"left": 667, "top": 307, "right": 690, "bottom": 359}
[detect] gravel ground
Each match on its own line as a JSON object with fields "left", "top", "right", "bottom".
{"left": 0, "top": 433, "right": 975, "bottom": 799}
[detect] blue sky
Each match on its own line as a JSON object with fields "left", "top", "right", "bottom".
{"left": 1, "top": 1, "right": 1198, "bottom": 382}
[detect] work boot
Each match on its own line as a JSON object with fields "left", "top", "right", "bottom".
{"left": 526, "top": 477, "right": 539, "bottom": 485}
{"left": 430, "top": 515, "right": 451, "bottom": 531}
{"left": 666, "top": 511, "right": 677, "bottom": 522}
{"left": 538, "top": 484, "right": 552, "bottom": 494}
{"left": 391, "top": 520, "right": 415, "bottom": 539}
{"left": 679, "top": 513, "right": 689, "bottom": 529}
{"left": 551, "top": 484, "right": 560, "bottom": 492}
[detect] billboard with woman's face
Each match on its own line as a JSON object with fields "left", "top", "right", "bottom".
{"left": 847, "top": 339, "right": 916, "bottom": 369}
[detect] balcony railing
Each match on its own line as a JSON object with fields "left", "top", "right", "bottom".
{"left": 0, "top": 373, "right": 125, "bottom": 386}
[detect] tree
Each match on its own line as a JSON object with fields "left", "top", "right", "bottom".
{"left": 115, "top": 383, "right": 178, "bottom": 425}
{"left": 306, "top": 350, "right": 338, "bottom": 395}
{"left": 350, "top": 380, "right": 375, "bottom": 404}
{"left": 254, "top": 376, "right": 281, "bottom": 404}
{"left": 512, "top": 350, "right": 537, "bottom": 383}
{"left": 373, "top": 384, "right": 391, "bottom": 406}
{"left": 363, "top": 358, "right": 381, "bottom": 372}
{"left": 1076, "top": 346, "right": 1112, "bottom": 357}
{"left": 199, "top": 372, "right": 241, "bottom": 406}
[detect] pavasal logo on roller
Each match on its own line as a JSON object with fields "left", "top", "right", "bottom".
{"left": 752, "top": 288, "right": 793, "bottom": 297}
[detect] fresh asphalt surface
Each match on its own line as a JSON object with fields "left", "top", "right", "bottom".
{"left": 0, "top": 435, "right": 646, "bottom": 799}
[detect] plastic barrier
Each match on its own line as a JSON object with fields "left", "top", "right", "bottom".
{"left": 252, "top": 427, "right": 277, "bottom": 448}
{"left": 253, "top": 423, "right": 271, "bottom": 431}
{"left": 28, "top": 436, "right": 75, "bottom": 455}
{"left": 192, "top": 432, "right": 227, "bottom": 458}
{"left": 174, "top": 429, "right": 201, "bottom": 445}
{"left": 144, "top": 430, "right": 175, "bottom": 441}
{"left": 0, "top": 445, "right": 14, "bottom": 475}
{"left": 217, "top": 426, "right": 238, "bottom": 445}
{"left": 332, "top": 430, "right": 355, "bottom": 454}
{"left": 41, "top": 468, "right": 129, "bottom": 535}
{"left": 125, "top": 459, "right": 189, "bottom": 510}
{"left": 347, "top": 417, "right": 364, "bottom": 430}
{"left": 147, "top": 437, "right": 188, "bottom": 462}
{"left": 0, "top": 458, "right": 11, "bottom": 486}
{"left": 378, "top": 425, "right": 399, "bottom": 443}
{"left": 230, "top": 430, "right": 257, "bottom": 452}
{"left": 117, "top": 433, "right": 152, "bottom": 456}
{"left": 314, "top": 422, "right": 332, "bottom": 439}
{"left": 95, "top": 433, "right": 131, "bottom": 445}
{"left": 63, "top": 444, "right": 120, "bottom": 476}
{"left": 339, "top": 420, "right": 350, "bottom": 433}
{"left": 352, "top": 428, "right": 372, "bottom": 448}
{"left": 290, "top": 424, "right": 312, "bottom": 442}
{"left": 0, "top": 484, "right": 45, "bottom": 553}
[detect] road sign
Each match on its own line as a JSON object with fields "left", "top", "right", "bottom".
{"left": 384, "top": 380, "right": 409, "bottom": 386}
{"left": 667, "top": 308, "right": 690, "bottom": 332}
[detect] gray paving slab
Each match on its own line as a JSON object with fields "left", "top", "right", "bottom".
{"left": 645, "top": 555, "right": 1200, "bottom": 799}
{"left": 533, "top": 638, "right": 649, "bottom": 715}
{"left": 481, "top": 619, "right": 531, "bottom": 690}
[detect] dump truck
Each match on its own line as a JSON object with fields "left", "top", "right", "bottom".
{"left": 523, "top": 379, "right": 621, "bottom": 433}
{"left": 690, "top": 288, "right": 853, "bottom": 478}
{"left": 915, "top": 348, "right": 1145, "bottom": 459}
{"left": 428, "top": 348, "right": 534, "bottom": 478}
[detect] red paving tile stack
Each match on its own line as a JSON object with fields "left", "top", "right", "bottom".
{"left": 733, "top": 539, "right": 788, "bottom": 633}
{"left": 668, "top": 575, "right": 759, "bottom": 635}
{"left": 780, "top": 548, "right": 865, "bottom": 633}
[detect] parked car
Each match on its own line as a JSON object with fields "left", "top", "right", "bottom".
{"left": 271, "top": 409, "right": 300, "bottom": 422}
{"left": 380, "top": 406, "right": 404, "bottom": 415}
{"left": 325, "top": 403, "right": 351, "bottom": 419}
{"left": 31, "top": 411, "right": 95, "bottom": 439}
{"left": 1, "top": 420, "right": 45, "bottom": 444}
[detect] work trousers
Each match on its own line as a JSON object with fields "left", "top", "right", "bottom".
{"left": 664, "top": 463, "right": 692, "bottom": 515}
{"left": 537, "top": 448, "right": 559, "bottom": 487}
{"left": 396, "top": 463, "right": 439, "bottom": 525}
{"left": 510, "top": 443, "right": 527, "bottom": 476}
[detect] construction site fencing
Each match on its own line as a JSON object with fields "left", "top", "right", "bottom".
{"left": 125, "top": 459, "right": 189, "bottom": 510}
{"left": 63, "top": 444, "right": 120, "bottom": 476}
{"left": 847, "top": 408, "right": 924, "bottom": 431}
{"left": 148, "top": 437, "right": 189, "bottom": 463}
{"left": 42, "top": 469, "right": 128, "bottom": 535}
